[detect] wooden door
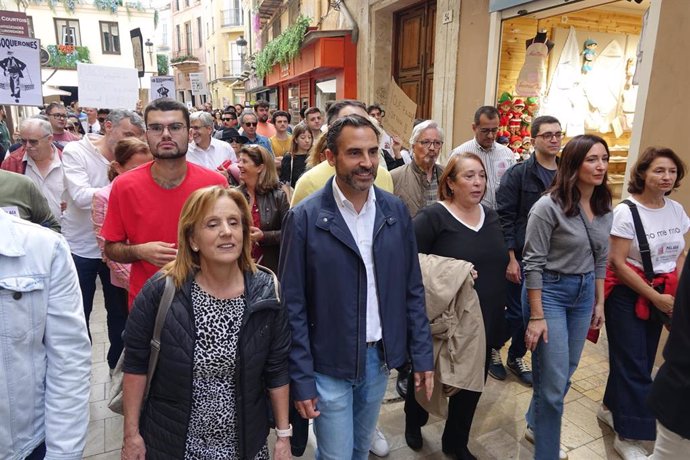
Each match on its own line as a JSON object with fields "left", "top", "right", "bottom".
{"left": 393, "top": 1, "right": 436, "bottom": 119}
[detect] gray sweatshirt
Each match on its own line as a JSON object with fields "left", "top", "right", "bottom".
{"left": 523, "top": 195, "right": 613, "bottom": 289}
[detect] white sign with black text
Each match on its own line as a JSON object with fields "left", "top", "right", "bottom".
{"left": 150, "top": 76, "right": 175, "bottom": 101}
{"left": 77, "top": 63, "right": 139, "bottom": 109}
{"left": 0, "top": 34, "right": 41, "bottom": 106}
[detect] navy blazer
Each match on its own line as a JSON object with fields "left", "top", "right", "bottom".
{"left": 279, "top": 177, "right": 433, "bottom": 401}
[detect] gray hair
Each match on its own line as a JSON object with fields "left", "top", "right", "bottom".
{"left": 409, "top": 120, "right": 444, "bottom": 146}
{"left": 106, "top": 109, "right": 145, "bottom": 132}
{"left": 239, "top": 111, "right": 257, "bottom": 125}
{"left": 22, "top": 117, "right": 52, "bottom": 136}
{"left": 190, "top": 111, "right": 214, "bottom": 127}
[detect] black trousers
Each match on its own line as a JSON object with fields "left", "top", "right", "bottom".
{"left": 404, "top": 347, "right": 490, "bottom": 451}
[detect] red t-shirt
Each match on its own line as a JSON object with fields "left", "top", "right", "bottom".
{"left": 101, "top": 161, "right": 227, "bottom": 307}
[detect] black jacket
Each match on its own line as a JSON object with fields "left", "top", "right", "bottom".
{"left": 238, "top": 184, "right": 289, "bottom": 273}
{"left": 496, "top": 154, "right": 556, "bottom": 259}
{"left": 648, "top": 255, "right": 690, "bottom": 439}
{"left": 124, "top": 267, "right": 290, "bottom": 459}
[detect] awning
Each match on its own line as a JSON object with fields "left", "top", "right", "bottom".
{"left": 41, "top": 69, "right": 77, "bottom": 87}
{"left": 316, "top": 79, "right": 336, "bottom": 94}
{"left": 42, "top": 85, "right": 71, "bottom": 97}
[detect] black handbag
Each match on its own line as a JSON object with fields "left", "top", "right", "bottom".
{"left": 622, "top": 200, "right": 671, "bottom": 326}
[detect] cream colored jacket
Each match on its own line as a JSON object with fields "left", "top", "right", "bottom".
{"left": 416, "top": 254, "right": 487, "bottom": 419}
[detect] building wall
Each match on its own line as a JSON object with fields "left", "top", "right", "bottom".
{"left": 171, "top": 0, "right": 205, "bottom": 102}
{"left": 206, "top": 0, "right": 245, "bottom": 108}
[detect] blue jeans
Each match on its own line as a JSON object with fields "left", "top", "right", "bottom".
{"left": 313, "top": 345, "right": 389, "bottom": 460}
{"left": 523, "top": 271, "right": 595, "bottom": 460}
{"left": 505, "top": 259, "right": 527, "bottom": 359}
{"left": 603, "top": 284, "right": 661, "bottom": 440}
{"left": 72, "top": 254, "right": 128, "bottom": 369}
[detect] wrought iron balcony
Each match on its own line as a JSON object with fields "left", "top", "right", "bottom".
{"left": 222, "top": 59, "right": 243, "bottom": 77}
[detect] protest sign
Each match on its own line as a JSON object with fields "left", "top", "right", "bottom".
{"left": 190, "top": 72, "right": 205, "bottom": 96}
{"left": 78, "top": 63, "right": 138, "bottom": 109}
{"left": 150, "top": 76, "right": 175, "bottom": 101}
{"left": 384, "top": 77, "right": 417, "bottom": 149}
{"left": 0, "top": 34, "right": 41, "bottom": 106}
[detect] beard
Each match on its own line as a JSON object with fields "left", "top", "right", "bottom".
{"left": 338, "top": 166, "right": 377, "bottom": 192}
{"left": 152, "top": 141, "right": 188, "bottom": 160}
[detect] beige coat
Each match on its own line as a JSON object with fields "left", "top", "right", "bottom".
{"left": 416, "top": 254, "right": 486, "bottom": 419}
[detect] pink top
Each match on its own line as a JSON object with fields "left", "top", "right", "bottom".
{"left": 92, "top": 183, "right": 131, "bottom": 290}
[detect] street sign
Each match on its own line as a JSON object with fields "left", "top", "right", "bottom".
{"left": 0, "top": 11, "right": 29, "bottom": 37}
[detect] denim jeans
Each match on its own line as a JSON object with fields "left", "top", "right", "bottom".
{"left": 522, "top": 271, "right": 595, "bottom": 460}
{"left": 603, "top": 284, "right": 661, "bottom": 440}
{"left": 72, "top": 254, "right": 128, "bottom": 369}
{"left": 505, "top": 258, "right": 528, "bottom": 360}
{"left": 313, "top": 345, "right": 389, "bottom": 460}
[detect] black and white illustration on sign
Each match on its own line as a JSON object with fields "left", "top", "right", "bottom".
{"left": 150, "top": 76, "right": 175, "bottom": 101}
{"left": 0, "top": 34, "right": 41, "bottom": 105}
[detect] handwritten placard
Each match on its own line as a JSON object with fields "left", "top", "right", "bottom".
{"left": 384, "top": 77, "right": 417, "bottom": 149}
{"left": 78, "top": 63, "right": 138, "bottom": 109}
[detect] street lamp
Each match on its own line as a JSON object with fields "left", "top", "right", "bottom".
{"left": 144, "top": 38, "right": 154, "bottom": 69}
{"left": 236, "top": 35, "right": 247, "bottom": 69}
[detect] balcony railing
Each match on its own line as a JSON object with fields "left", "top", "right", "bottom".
{"left": 221, "top": 8, "right": 243, "bottom": 27}
{"left": 222, "top": 59, "right": 242, "bottom": 77}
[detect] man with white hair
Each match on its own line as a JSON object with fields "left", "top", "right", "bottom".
{"left": 187, "top": 111, "right": 235, "bottom": 172}
{"left": 1, "top": 117, "right": 65, "bottom": 221}
{"left": 390, "top": 120, "right": 445, "bottom": 218}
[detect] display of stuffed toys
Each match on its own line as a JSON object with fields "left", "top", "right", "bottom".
{"left": 496, "top": 93, "right": 539, "bottom": 152}
{"left": 582, "top": 38, "right": 597, "bottom": 73}
{"left": 498, "top": 92, "right": 513, "bottom": 118}
{"left": 509, "top": 135, "right": 524, "bottom": 161}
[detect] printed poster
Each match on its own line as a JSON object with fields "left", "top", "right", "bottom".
{"left": 150, "top": 76, "right": 175, "bottom": 101}
{"left": 0, "top": 34, "right": 41, "bottom": 106}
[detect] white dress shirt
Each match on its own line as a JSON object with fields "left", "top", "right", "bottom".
{"left": 186, "top": 137, "right": 236, "bottom": 171}
{"left": 23, "top": 145, "right": 65, "bottom": 222}
{"left": 332, "top": 179, "right": 382, "bottom": 342}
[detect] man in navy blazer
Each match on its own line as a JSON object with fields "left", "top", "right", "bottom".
{"left": 279, "top": 115, "right": 433, "bottom": 459}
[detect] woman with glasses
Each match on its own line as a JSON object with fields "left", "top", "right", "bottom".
{"left": 404, "top": 152, "right": 508, "bottom": 460}
{"left": 522, "top": 134, "right": 612, "bottom": 460}
{"left": 279, "top": 123, "right": 312, "bottom": 188}
{"left": 121, "top": 186, "right": 291, "bottom": 460}
{"left": 600, "top": 147, "right": 688, "bottom": 459}
{"left": 236, "top": 144, "right": 289, "bottom": 273}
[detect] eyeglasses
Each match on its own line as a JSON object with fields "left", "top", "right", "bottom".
{"left": 478, "top": 128, "right": 499, "bottom": 135}
{"left": 243, "top": 122, "right": 257, "bottom": 127}
{"left": 417, "top": 140, "right": 444, "bottom": 149}
{"left": 48, "top": 113, "right": 67, "bottom": 119}
{"left": 190, "top": 125, "right": 208, "bottom": 131}
{"left": 222, "top": 117, "right": 236, "bottom": 122}
{"left": 19, "top": 134, "right": 50, "bottom": 146}
{"left": 147, "top": 123, "right": 187, "bottom": 135}
{"left": 535, "top": 131, "right": 564, "bottom": 141}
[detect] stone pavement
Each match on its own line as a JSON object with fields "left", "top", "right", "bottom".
{"left": 84, "top": 290, "right": 633, "bottom": 460}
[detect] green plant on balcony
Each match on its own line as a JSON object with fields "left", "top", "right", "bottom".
{"left": 170, "top": 54, "right": 199, "bottom": 64}
{"left": 94, "top": 0, "right": 119, "bottom": 14}
{"left": 46, "top": 44, "right": 91, "bottom": 69}
{"left": 157, "top": 54, "right": 169, "bottom": 75}
{"left": 28, "top": 0, "right": 60, "bottom": 13}
{"left": 255, "top": 15, "right": 310, "bottom": 78}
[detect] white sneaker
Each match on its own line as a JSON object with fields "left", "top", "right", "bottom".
{"left": 524, "top": 426, "right": 568, "bottom": 460}
{"left": 370, "top": 426, "right": 390, "bottom": 457}
{"left": 614, "top": 435, "right": 649, "bottom": 460}
{"left": 597, "top": 405, "right": 614, "bottom": 430}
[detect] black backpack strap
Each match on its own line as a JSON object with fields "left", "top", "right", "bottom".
{"left": 622, "top": 199, "right": 655, "bottom": 283}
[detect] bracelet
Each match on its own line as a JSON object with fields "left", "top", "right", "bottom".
{"left": 529, "top": 317, "right": 545, "bottom": 321}
{"left": 274, "top": 424, "right": 293, "bottom": 438}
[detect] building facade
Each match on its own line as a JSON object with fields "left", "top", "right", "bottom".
{"left": 170, "top": 0, "right": 206, "bottom": 106}
{"left": 205, "top": 0, "right": 245, "bottom": 108}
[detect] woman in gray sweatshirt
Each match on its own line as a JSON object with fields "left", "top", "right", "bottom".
{"left": 521, "top": 134, "right": 613, "bottom": 460}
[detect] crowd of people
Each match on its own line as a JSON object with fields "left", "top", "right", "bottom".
{"left": 1, "top": 95, "right": 689, "bottom": 460}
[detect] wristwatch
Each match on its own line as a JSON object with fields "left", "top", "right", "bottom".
{"left": 274, "top": 424, "right": 293, "bottom": 438}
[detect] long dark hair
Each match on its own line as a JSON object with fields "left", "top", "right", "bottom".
{"left": 548, "top": 134, "right": 612, "bottom": 217}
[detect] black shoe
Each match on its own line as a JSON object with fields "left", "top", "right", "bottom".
{"left": 405, "top": 425, "right": 423, "bottom": 450}
{"left": 456, "top": 446, "right": 477, "bottom": 460}
{"left": 396, "top": 367, "right": 410, "bottom": 399}
{"left": 507, "top": 356, "right": 533, "bottom": 386}
{"left": 488, "top": 348, "right": 507, "bottom": 380}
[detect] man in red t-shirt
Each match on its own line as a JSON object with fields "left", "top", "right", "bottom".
{"left": 102, "top": 98, "right": 227, "bottom": 306}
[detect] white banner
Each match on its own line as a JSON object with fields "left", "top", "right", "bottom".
{"left": 190, "top": 72, "right": 205, "bottom": 96}
{"left": 77, "top": 63, "right": 139, "bottom": 109}
{"left": 150, "top": 75, "right": 175, "bottom": 101}
{"left": 0, "top": 35, "right": 41, "bottom": 106}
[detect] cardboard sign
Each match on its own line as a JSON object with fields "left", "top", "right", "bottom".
{"left": 77, "top": 63, "right": 139, "bottom": 109}
{"left": 130, "top": 28, "right": 145, "bottom": 77}
{"left": 384, "top": 77, "right": 417, "bottom": 149}
{"left": 190, "top": 72, "right": 205, "bottom": 96}
{"left": 0, "top": 35, "right": 41, "bottom": 106}
{"left": 150, "top": 76, "right": 175, "bottom": 101}
{"left": 0, "top": 11, "right": 30, "bottom": 37}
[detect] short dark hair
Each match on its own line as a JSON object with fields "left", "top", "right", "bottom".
{"left": 271, "top": 110, "right": 291, "bottom": 124}
{"left": 304, "top": 106, "right": 321, "bottom": 119}
{"left": 531, "top": 115, "right": 561, "bottom": 138}
{"left": 366, "top": 103, "right": 384, "bottom": 114}
{"left": 549, "top": 134, "right": 612, "bottom": 217}
{"left": 325, "top": 115, "right": 380, "bottom": 155}
{"left": 254, "top": 100, "right": 270, "bottom": 111}
{"left": 473, "top": 106, "right": 500, "bottom": 125}
{"left": 628, "top": 146, "right": 686, "bottom": 196}
{"left": 45, "top": 102, "right": 65, "bottom": 114}
{"left": 145, "top": 98, "right": 190, "bottom": 128}
{"left": 326, "top": 100, "right": 366, "bottom": 125}
{"left": 97, "top": 108, "right": 111, "bottom": 117}
{"left": 223, "top": 109, "right": 237, "bottom": 118}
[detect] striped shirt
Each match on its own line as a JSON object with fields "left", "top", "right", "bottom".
{"left": 450, "top": 139, "right": 515, "bottom": 209}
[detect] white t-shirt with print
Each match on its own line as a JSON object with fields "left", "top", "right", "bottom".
{"left": 611, "top": 196, "right": 690, "bottom": 274}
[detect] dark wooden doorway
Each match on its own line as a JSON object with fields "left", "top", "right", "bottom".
{"left": 393, "top": 0, "right": 436, "bottom": 119}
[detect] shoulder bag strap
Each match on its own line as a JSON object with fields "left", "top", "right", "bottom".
{"left": 144, "top": 275, "right": 175, "bottom": 399}
{"left": 621, "top": 199, "right": 655, "bottom": 283}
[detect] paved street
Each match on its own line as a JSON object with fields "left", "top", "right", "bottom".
{"left": 84, "top": 286, "right": 637, "bottom": 460}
